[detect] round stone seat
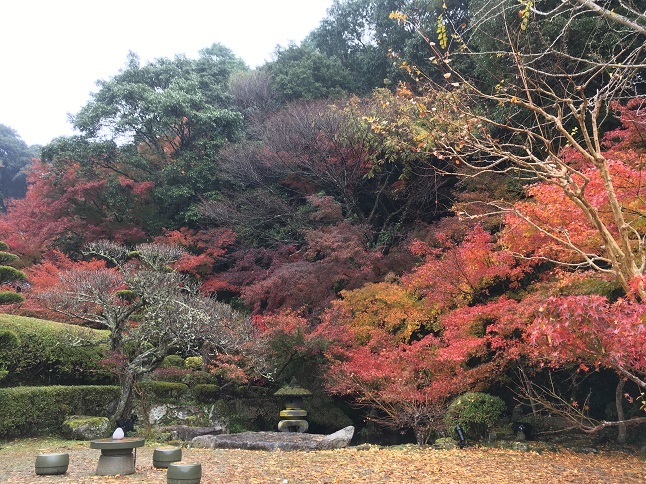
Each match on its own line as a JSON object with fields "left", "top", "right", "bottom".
{"left": 167, "top": 462, "right": 202, "bottom": 484}
{"left": 153, "top": 446, "right": 182, "bottom": 468}
{"left": 35, "top": 453, "right": 69, "bottom": 475}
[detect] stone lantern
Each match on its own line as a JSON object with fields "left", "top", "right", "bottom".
{"left": 274, "top": 378, "right": 312, "bottom": 433}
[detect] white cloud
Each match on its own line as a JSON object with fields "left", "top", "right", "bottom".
{"left": 0, "top": 0, "right": 334, "bottom": 145}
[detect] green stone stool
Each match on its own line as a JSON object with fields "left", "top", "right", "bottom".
{"left": 35, "top": 453, "right": 69, "bottom": 475}
{"left": 167, "top": 462, "right": 202, "bottom": 484}
{"left": 153, "top": 446, "right": 182, "bottom": 468}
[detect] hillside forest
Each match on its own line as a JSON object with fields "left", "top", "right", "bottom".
{"left": 0, "top": 0, "right": 645, "bottom": 445}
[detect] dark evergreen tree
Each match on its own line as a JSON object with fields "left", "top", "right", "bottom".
{"left": 0, "top": 125, "right": 35, "bottom": 210}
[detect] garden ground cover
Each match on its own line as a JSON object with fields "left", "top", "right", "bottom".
{"left": 0, "top": 438, "right": 644, "bottom": 483}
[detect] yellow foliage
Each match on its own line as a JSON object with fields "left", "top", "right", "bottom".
{"left": 336, "top": 282, "right": 436, "bottom": 343}
{"left": 519, "top": 0, "right": 533, "bottom": 31}
{"left": 389, "top": 11, "right": 408, "bottom": 25}
{"left": 437, "top": 15, "right": 448, "bottom": 49}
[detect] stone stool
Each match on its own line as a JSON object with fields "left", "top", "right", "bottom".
{"left": 35, "top": 453, "right": 69, "bottom": 475}
{"left": 167, "top": 462, "right": 202, "bottom": 484}
{"left": 153, "top": 446, "right": 182, "bottom": 468}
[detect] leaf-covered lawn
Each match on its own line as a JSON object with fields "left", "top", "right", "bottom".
{"left": 0, "top": 438, "right": 643, "bottom": 483}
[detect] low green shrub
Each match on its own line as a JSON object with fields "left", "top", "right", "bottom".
{"left": 141, "top": 381, "right": 188, "bottom": 401}
{"left": 0, "top": 251, "right": 20, "bottom": 265}
{"left": 0, "top": 385, "right": 119, "bottom": 438}
{"left": 444, "top": 392, "right": 507, "bottom": 441}
{"left": 185, "top": 356, "right": 203, "bottom": 369}
{"left": 192, "top": 384, "right": 220, "bottom": 402}
{"left": 159, "top": 355, "right": 185, "bottom": 368}
{"left": 0, "top": 266, "right": 26, "bottom": 283}
{"left": 183, "top": 370, "right": 216, "bottom": 387}
{"left": 0, "top": 292, "right": 24, "bottom": 304}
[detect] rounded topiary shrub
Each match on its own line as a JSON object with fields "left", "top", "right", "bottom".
{"left": 160, "top": 355, "right": 185, "bottom": 368}
{"left": 184, "top": 370, "right": 216, "bottom": 387}
{"left": 0, "top": 251, "right": 19, "bottom": 266}
{"left": 0, "top": 292, "right": 25, "bottom": 305}
{"left": 444, "top": 392, "right": 506, "bottom": 440}
{"left": 185, "top": 356, "right": 203, "bottom": 370}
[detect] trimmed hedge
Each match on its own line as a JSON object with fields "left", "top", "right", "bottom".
{"left": 193, "top": 384, "right": 220, "bottom": 402}
{"left": 0, "top": 314, "right": 113, "bottom": 386}
{"left": 160, "top": 355, "right": 185, "bottom": 368}
{"left": 141, "top": 381, "right": 189, "bottom": 401}
{"left": 184, "top": 370, "right": 217, "bottom": 387}
{"left": 0, "top": 292, "right": 24, "bottom": 304}
{"left": 0, "top": 385, "right": 120, "bottom": 438}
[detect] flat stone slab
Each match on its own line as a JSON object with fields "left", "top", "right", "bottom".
{"left": 191, "top": 426, "right": 354, "bottom": 451}
{"left": 158, "top": 425, "right": 225, "bottom": 441}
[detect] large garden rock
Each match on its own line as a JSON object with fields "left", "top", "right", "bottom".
{"left": 147, "top": 403, "right": 227, "bottom": 429}
{"left": 191, "top": 426, "right": 355, "bottom": 451}
{"left": 318, "top": 426, "right": 355, "bottom": 450}
{"left": 61, "top": 415, "right": 110, "bottom": 440}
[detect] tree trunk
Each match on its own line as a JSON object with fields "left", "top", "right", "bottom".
{"left": 615, "top": 379, "right": 627, "bottom": 444}
{"left": 112, "top": 367, "right": 136, "bottom": 426}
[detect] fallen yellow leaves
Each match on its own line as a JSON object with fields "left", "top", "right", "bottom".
{"left": 0, "top": 440, "right": 644, "bottom": 483}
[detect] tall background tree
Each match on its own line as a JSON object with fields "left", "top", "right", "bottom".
{"left": 0, "top": 124, "right": 34, "bottom": 210}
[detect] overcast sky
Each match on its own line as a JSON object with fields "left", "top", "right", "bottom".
{"left": 1, "top": 0, "right": 335, "bottom": 146}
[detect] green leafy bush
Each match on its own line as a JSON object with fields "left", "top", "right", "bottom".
{"left": 184, "top": 370, "right": 216, "bottom": 387}
{"left": 185, "top": 356, "right": 203, "bottom": 369}
{"left": 0, "top": 266, "right": 26, "bottom": 283}
{"left": 192, "top": 384, "right": 220, "bottom": 402}
{"left": 0, "top": 251, "right": 19, "bottom": 265}
{"left": 159, "top": 355, "right": 185, "bottom": 368}
{"left": 0, "top": 292, "right": 24, "bottom": 304}
{"left": 444, "top": 392, "right": 506, "bottom": 440}
{"left": 0, "top": 385, "right": 119, "bottom": 438}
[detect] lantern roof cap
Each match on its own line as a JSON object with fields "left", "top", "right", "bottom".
{"left": 274, "top": 378, "right": 312, "bottom": 397}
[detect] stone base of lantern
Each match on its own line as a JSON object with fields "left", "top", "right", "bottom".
{"left": 280, "top": 409, "right": 307, "bottom": 418}
{"left": 278, "top": 419, "right": 309, "bottom": 432}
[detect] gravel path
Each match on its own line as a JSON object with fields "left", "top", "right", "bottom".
{"left": 0, "top": 437, "right": 644, "bottom": 483}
